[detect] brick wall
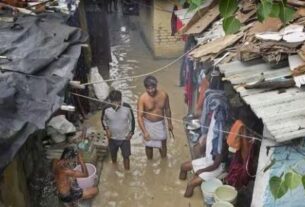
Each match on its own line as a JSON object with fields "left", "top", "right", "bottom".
{"left": 153, "top": 0, "right": 184, "bottom": 58}
{"left": 138, "top": 0, "right": 184, "bottom": 58}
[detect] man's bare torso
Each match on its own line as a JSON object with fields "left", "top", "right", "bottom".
{"left": 140, "top": 90, "right": 167, "bottom": 122}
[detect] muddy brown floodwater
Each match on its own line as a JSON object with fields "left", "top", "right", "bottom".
{"left": 86, "top": 13, "right": 203, "bottom": 207}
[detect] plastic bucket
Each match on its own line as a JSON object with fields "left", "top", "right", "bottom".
{"left": 214, "top": 185, "right": 237, "bottom": 204}
{"left": 74, "top": 163, "right": 97, "bottom": 189}
{"left": 201, "top": 178, "right": 223, "bottom": 205}
{"left": 212, "top": 201, "right": 234, "bottom": 207}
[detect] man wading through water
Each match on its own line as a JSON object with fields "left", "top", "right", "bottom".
{"left": 102, "top": 90, "right": 135, "bottom": 170}
{"left": 138, "top": 75, "right": 173, "bottom": 159}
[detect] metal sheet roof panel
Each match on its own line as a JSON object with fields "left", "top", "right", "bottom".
{"left": 219, "top": 61, "right": 305, "bottom": 142}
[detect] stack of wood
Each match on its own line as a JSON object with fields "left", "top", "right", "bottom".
{"left": 2, "top": 0, "right": 27, "bottom": 8}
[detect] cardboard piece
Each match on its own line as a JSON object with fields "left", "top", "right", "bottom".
{"left": 190, "top": 33, "right": 243, "bottom": 58}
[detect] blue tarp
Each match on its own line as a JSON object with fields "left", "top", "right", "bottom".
{"left": 0, "top": 13, "right": 87, "bottom": 172}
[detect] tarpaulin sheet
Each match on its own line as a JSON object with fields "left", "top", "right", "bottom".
{"left": 0, "top": 13, "right": 87, "bottom": 172}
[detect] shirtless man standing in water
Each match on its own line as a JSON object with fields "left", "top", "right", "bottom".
{"left": 138, "top": 75, "right": 173, "bottom": 159}
{"left": 53, "top": 147, "right": 98, "bottom": 204}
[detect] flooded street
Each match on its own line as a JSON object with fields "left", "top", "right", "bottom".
{"left": 88, "top": 12, "right": 203, "bottom": 207}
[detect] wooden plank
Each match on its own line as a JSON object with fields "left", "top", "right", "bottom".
{"left": 248, "top": 18, "right": 282, "bottom": 35}
{"left": 180, "top": 0, "right": 216, "bottom": 34}
{"left": 236, "top": 9, "right": 256, "bottom": 23}
{"left": 185, "top": 5, "right": 220, "bottom": 35}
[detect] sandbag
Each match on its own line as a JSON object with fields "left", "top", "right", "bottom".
{"left": 90, "top": 67, "right": 110, "bottom": 101}
{"left": 47, "top": 115, "right": 76, "bottom": 134}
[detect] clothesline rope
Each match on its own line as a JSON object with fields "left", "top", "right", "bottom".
{"left": 71, "top": 92, "right": 263, "bottom": 142}
{"left": 81, "top": 44, "right": 199, "bottom": 86}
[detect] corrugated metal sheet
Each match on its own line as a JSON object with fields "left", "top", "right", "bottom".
{"left": 219, "top": 61, "right": 305, "bottom": 142}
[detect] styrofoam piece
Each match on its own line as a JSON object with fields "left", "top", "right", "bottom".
{"left": 280, "top": 24, "right": 304, "bottom": 35}
{"left": 60, "top": 105, "right": 75, "bottom": 112}
{"left": 90, "top": 67, "right": 110, "bottom": 101}
{"left": 283, "top": 32, "right": 305, "bottom": 43}
{"left": 294, "top": 75, "right": 305, "bottom": 88}
{"left": 255, "top": 32, "right": 282, "bottom": 41}
{"left": 69, "top": 81, "right": 85, "bottom": 89}
{"left": 47, "top": 115, "right": 76, "bottom": 134}
{"left": 288, "top": 55, "right": 305, "bottom": 71}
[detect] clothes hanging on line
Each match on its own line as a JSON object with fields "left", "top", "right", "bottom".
{"left": 192, "top": 111, "right": 225, "bottom": 180}
{"left": 195, "top": 77, "right": 209, "bottom": 114}
{"left": 180, "top": 36, "right": 197, "bottom": 86}
{"left": 184, "top": 58, "right": 194, "bottom": 107}
{"left": 171, "top": 5, "right": 178, "bottom": 36}
{"left": 200, "top": 89, "right": 229, "bottom": 135}
{"left": 205, "top": 112, "right": 223, "bottom": 158}
{"left": 225, "top": 120, "right": 255, "bottom": 189}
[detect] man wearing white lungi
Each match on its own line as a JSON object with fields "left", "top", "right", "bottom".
{"left": 137, "top": 75, "right": 173, "bottom": 160}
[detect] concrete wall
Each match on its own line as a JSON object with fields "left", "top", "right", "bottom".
{"left": 0, "top": 158, "right": 29, "bottom": 207}
{"left": 138, "top": 0, "right": 154, "bottom": 52}
{"left": 138, "top": 0, "right": 184, "bottom": 58}
{"left": 251, "top": 128, "right": 274, "bottom": 207}
{"left": 0, "top": 131, "right": 58, "bottom": 207}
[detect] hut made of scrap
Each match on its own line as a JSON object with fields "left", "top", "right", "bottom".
{"left": 178, "top": 0, "right": 305, "bottom": 206}
{"left": 0, "top": 11, "right": 87, "bottom": 173}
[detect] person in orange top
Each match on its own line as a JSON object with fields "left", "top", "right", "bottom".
{"left": 225, "top": 110, "right": 256, "bottom": 189}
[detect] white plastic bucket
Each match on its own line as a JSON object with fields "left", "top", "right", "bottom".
{"left": 74, "top": 163, "right": 97, "bottom": 189}
{"left": 214, "top": 185, "right": 237, "bottom": 204}
{"left": 201, "top": 178, "right": 223, "bottom": 205}
{"left": 212, "top": 201, "right": 234, "bottom": 207}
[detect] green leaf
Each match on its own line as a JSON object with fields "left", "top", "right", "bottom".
{"left": 279, "top": 4, "right": 295, "bottom": 23}
{"left": 187, "top": 2, "right": 198, "bottom": 11}
{"left": 302, "top": 175, "right": 305, "bottom": 190}
{"left": 191, "top": 0, "right": 203, "bottom": 6}
{"left": 270, "top": 3, "right": 280, "bottom": 18}
{"left": 263, "top": 159, "right": 276, "bottom": 173}
{"left": 257, "top": 0, "right": 273, "bottom": 22}
{"left": 223, "top": 16, "right": 241, "bottom": 34}
{"left": 179, "top": 0, "right": 186, "bottom": 4}
{"left": 219, "top": 0, "right": 238, "bottom": 18}
{"left": 269, "top": 176, "right": 288, "bottom": 199}
{"left": 284, "top": 172, "right": 302, "bottom": 190}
